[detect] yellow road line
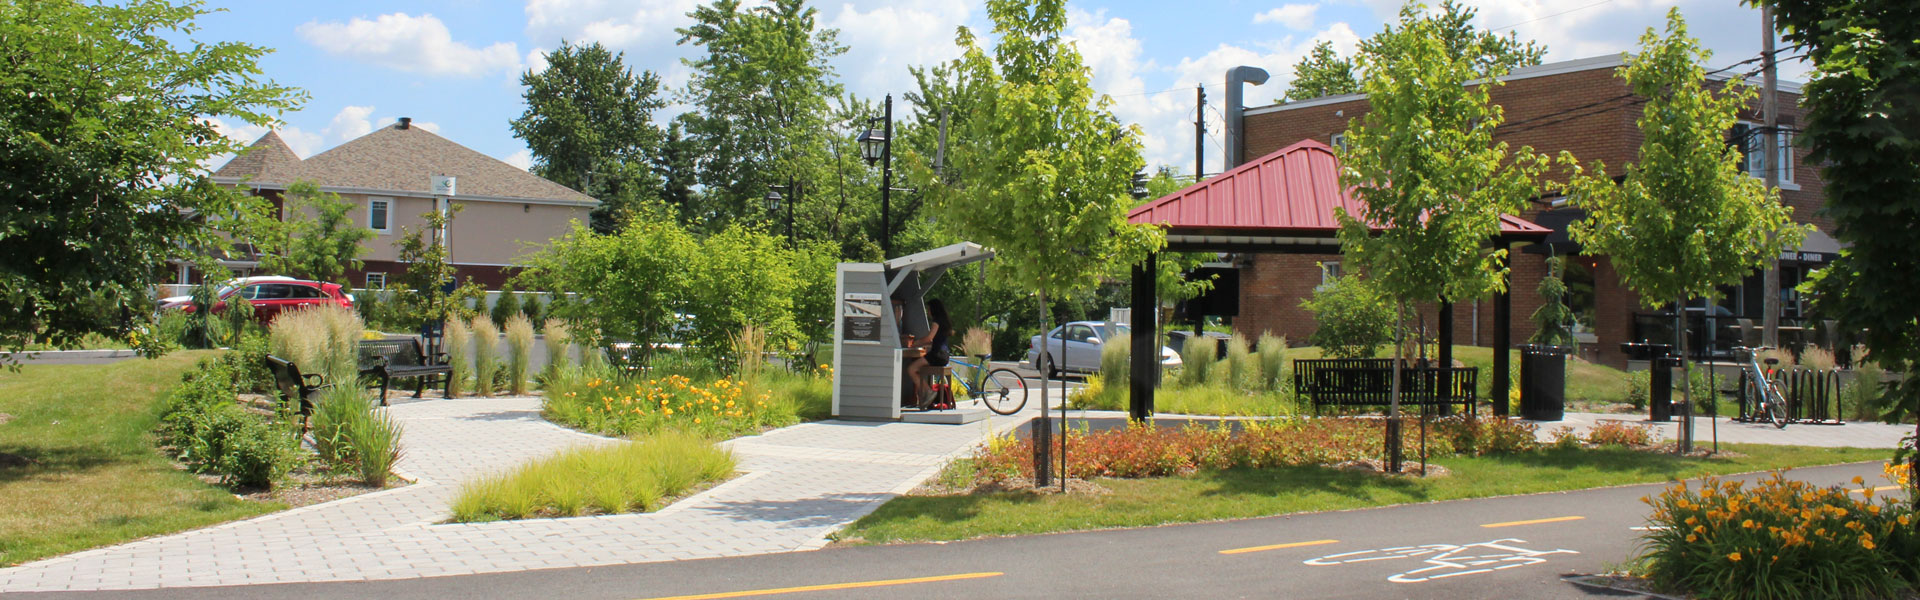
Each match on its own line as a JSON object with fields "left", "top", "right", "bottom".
{"left": 1481, "top": 516, "right": 1585, "bottom": 529}
{"left": 636, "top": 572, "right": 1003, "bottom": 600}
{"left": 1853, "top": 485, "right": 1903, "bottom": 495}
{"left": 1218, "top": 539, "right": 1340, "bottom": 555}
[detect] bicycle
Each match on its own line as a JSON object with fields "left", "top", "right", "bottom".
{"left": 918, "top": 356, "right": 1029, "bottom": 415}
{"left": 1732, "top": 346, "right": 1790, "bottom": 429}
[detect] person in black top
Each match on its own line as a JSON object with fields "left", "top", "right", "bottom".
{"left": 905, "top": 299, "right": 952, "bottom": 408}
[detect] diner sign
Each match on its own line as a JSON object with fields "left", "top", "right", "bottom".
{"left": 842, "top": 292, "right": 884, "bottom": 343}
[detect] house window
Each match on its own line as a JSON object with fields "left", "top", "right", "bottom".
{"left": 1317, "top": 261, "right": 1342, "bottom": 290}
{"left": 369, "top": 198, "right": 391, "bottom": 233}
{"left": 1730, "top": 122, "right": 1793, "bottom": 184}
{"left": 1330, "top": 132, "right": 1349, "bottom": 152}
{"left": 365, "top": 272, "right": 386, "bottom": 289}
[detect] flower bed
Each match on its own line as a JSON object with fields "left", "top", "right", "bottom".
{"left": 1638, "top": 467, "right": 1919, "bottom": 600}
{"left": 969, "top": 416, "right": 1543, "bottom": 484}
{"left": 542, "top": 365, "right": 828, "bottom": 439}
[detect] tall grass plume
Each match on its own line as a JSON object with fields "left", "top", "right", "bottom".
{"left": 470, "top": 315, "right": 501, "bottom": 396}
{"left": 505, "top": 314, "right": 535, "bottom": 395}
{"left": 542, "top": 319, "right": 571, "bottom": 380}
{"left": 445, "top": 318, "right": 473, "bottom": 397}
{"left": 1256, "top": 332, "right": 1288, "bottom": 391}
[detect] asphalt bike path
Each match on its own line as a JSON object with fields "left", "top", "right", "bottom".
{"left": 18, "top": 461, "right": 1895, "bottom": 600}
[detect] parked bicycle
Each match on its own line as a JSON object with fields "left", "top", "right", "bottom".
{"left": 1732, "top": 346, "right": 1790, "bottom": 429}
{"left": 918, "top": 356, "right": 1029, "bottom": 415}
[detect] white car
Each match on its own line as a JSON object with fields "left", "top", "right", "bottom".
{"left": 156, "top": 276, "right": 298, "bottom": 306}
{"left": 1026, "top": 321, "right": 1183, "bottom": 376}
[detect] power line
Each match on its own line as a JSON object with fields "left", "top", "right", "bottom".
{"left": 1491, "top": 0, "right": 1617, "bottom": 32}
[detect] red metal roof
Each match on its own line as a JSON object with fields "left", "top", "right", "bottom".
{"left": 1128, "top": 139, "right": 1550, "bottom": 238}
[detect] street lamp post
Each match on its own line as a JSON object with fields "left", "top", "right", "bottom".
{"left": 857, "top": 94, "right": 895, "bottom": 258}
{"left": 765, "top": 178, "right": 798, "bottom": 246}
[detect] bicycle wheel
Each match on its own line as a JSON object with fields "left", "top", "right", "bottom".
{"left": 979, "top": 368, "right": 1029, "bottom": 415}
{"left": 1765, "top": 394, "right": 1788, "bottom": 429}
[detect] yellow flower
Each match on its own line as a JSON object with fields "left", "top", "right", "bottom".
{"left": 1686, "top": 516, "right": 1699, "bottom": 526}
{"left": 1868, "top": 505, "right": 1881, "bottom": 515}
{"left": 1862, "top": 538, "right": 1876, "bottom": 550}
{"left": 1742, "top": 519, "right": 1758, "bottom": 529}
{"left": 1900, "top": 515, "right": 1912, "bottom": 527}
{"left": 1686, "top": 534, "right": 1698, "bottom": 543}
{"left": 1727, "top": 552, "right": 1742, "bottom": 562}
{"left": 664, "top": 408, "right": 674, "bottom": 416}
{"left": 694, "top": 418, "right": 701, "bottom": 424}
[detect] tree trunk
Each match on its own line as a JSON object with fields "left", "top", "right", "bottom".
{"left": 1388, "top": 301, "right": 1405, "bottom": 473}
{"left": 1033, "top": 284, "right": 1053, "bottom": 487}
{"left": 1674, "top": 295, "right": 1694, "bottom": 454}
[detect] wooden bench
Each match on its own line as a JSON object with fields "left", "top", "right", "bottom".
{"left": 266, "top": 355, "right": 331, "bottom": 425}
{"left": 359, "top": 336, "right": 451, "bottom": 405}
{"left": 1293, "top": 358, "right": 1478, "bottom": 416}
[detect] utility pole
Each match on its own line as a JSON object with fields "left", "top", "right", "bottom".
{"left": 1761, "top": 7, "right": 1782, "bottom": 348}
{"left": 1194, "top": 85, "right": 1206, "bottom": 183}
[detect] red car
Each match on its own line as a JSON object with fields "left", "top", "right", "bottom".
{"left": 161, "top": 279, "right": 355, "bottom": 323}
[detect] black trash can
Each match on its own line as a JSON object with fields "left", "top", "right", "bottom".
{"left": 1621, "top": 342, "right": 1677, "bottom": 422}
{"left": 1517, "top": 344, "right": 1571, "bottom": 421}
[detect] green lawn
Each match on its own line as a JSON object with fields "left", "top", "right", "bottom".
{"left": 0, "top": 351, "right": 281, "bottom": 566}
{"left": 835, "top": 444, "right": 1884, "bottom": 545}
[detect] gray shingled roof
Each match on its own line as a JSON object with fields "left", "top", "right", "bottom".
{"left": 212, "top": 131, "right": 302, "bottom": 182}
{"left": 213, "top": 122, "right": 596, "bottom": 205}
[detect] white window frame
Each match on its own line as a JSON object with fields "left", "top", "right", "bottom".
{"left": 1734, "top": 122, "right": 1796, "bottom": 188}
{"left": 365, "top": 272, "right": 386, "bottom": 289}
{"left": 1330, "top": 132, "right": 1349, "bottom": 152}
{"left": 1317, "top": 261, "right": 1343, "bottom": 291}
{"left": 368, "top": 197, "right": 392, "bottom": 234}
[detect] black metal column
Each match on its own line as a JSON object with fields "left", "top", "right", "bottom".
{"left": 1129, "top": 254, "right": 1158, "bottom": 421}
{"left": 1493, "top": 248, "right": 1512, "bottom": 417}
{"left": 1438, "top": 300, "right": 1454, "bottom": 416}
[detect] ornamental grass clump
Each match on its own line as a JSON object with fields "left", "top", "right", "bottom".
{"left": 310, "top": 386, "right": 370, "bottom": 470}
{"left": 1225, "top": 334, "right": 1259, "bottom": 391}
{"left": 504, "top": 314, "right": 535, "bottom": 395}
{"left": 1256, "top": 333, "right": 1288, "bottom": 392}
{"left": 1638, "top": 471, "right": 1920, "bottom": 600}
{"left": 542, "top": 319, "right": 571, "bottom": 381}
{"left": 449, "top": 431, "right": 734, "bottom": 522}
{"left": 1178, "top": 338, "right": 1216, "bottom": 387}
{"left": 1100, "top": 332, "right": 1131, "bottom": 392}
{"left": 961, "top": 327, "right": 993, "bottom": 358}
{"left": 268, "top": 305, "right": 364, "bottom": 384}
{"left": 470, "top": 315, "right": 501, "bottom": 396}
{"left": 347, "top": 407, "right": 404, "bottom": 486}
{"left": 444, "top": 318, "right": 473, "bottom": 398}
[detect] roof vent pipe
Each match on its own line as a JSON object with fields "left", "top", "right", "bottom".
{"left": 398, "top": 117, "right": 412, "bottom": 130}
{"left": 1223, "top": 66, "right": 1270, "bottom": 169}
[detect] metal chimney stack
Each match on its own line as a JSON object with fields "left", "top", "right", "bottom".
{"left": 1223, "top": 66, "right": 1270, "bottom": 169}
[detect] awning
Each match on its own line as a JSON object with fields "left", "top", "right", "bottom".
{"left": 1783, "top": 228, "right": 1843, "bottom": 263}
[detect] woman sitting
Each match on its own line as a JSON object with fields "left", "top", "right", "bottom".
{"left": 905, "top": 299, "right": 952, "bottom": 409}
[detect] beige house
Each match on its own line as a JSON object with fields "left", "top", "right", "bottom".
{"left": 205, "top": 118, "right": 596, "bottom": 289}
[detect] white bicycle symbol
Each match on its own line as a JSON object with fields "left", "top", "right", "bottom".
{"left": 1304, "top": 538, "right": 1577, "bottom": 583}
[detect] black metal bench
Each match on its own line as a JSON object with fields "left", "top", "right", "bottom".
{"left": 1293, "top": 358, "right": 1478, "bottom": 415}
{"left": 266, "top": 355, "right": 330, "bottom": 425}
{"left": 359, "top": 336, "right": 451, "bottom": 405}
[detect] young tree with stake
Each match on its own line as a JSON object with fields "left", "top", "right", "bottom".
{"left": 1562, "top": 9, "right": 1801, "bottom": 452}
{"left": 1336, "top": 3, "right": 1549, "bottom": 472}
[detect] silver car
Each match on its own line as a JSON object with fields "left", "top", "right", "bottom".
{"left": 1026, "top": 321, "right": 1182, "bottom": 376}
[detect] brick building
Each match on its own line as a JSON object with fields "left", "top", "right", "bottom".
{"left": 1219, "top": 55, "right": 1828, "bottom": 368}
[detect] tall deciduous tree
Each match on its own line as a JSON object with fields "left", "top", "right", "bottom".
{"left": 1561, "top": 9, "right": 1800, "bottom": 439}
{"left": 0, "top": 0, "right": 301, "bottom": 352}
{"left": 933, "top": 0, "right": 1162, "bottom": 484}
{"left": 676, "top": 0, "right": 844, "bottom": 233}
{"left": 1337, "top": 2, "right": 1549, "bottom": 470}
{"left": 511, "top": 41, "right": 666, "bottom": 233}
{"left": 256, "top": 180, "right": 374, "bottom": 286}
{"left": 1284, "top": 41, "right": 1360, "bottom": 102}
{"left": 1760, "top": 0, "right": 1920, "bottom": 497}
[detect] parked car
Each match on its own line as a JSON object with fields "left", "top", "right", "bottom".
{"left": 158, "top": 279, "right": 354, "bottom": 324}
{"left": 155, "top": 275, "right": 298, "bottom": 307}
{"left": 1026, "top": 321, "right": 1182, "bottom": 376}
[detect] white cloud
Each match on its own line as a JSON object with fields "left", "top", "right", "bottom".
{"left": 825, "top": 2, "right": 973, "bottom": 100}
{"left": 504, "top": 149, "right": 536, "bottom": 171}
{"left": 1254, "top": 4, "right": 1318, "bottom": 30}
{"left": 524, "top": 47, "right": 550, "bottom": 75}
{"left": 1069, "top": 6, "right": 1361, "bottom": 177}
{"left": 523, "top": 0, "right": 702, "bottom": 49}
{"left": 203, "top": 117, "right": 322, "bottom": 173}
{"left": 298, "top": 13, "right": 522, "bottom": 77}
{"left": 325, "top": 106, "right": 376, "bottom": 144}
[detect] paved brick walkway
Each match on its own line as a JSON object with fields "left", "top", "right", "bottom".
{"left": 1526, "top": 411, "right": 1913, "bottom": 448}
{"left": 0, "top": 397, "right": 1036, "bottom": 592}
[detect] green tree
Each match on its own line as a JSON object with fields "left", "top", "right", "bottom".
{"left": 389, "top": 205, "right": 484, "bottom": 328}
{"left": 1561, "top": 9, "right": 1800, "bottom": 437}
{"left": 686, "top": 226, "right": 802, "bottom": 365}
{"left": 676, "top": 0, "right": 845, "bottom": 233}
{"left": 0, "top": 0, "right": 301, "bottom": 353}
{"left": 511, "top": 41, "right": 667, "bottom": 233}
{"left": 1761, "top": 0, "right": 1920, "bottom": 501}
{"left": 1530, "top": 256, "right": 1576, "bottom": 346}
{"left": 515, "top": 213, "right": 695, "bottom": 368}
{"left": 1302, "top": 270, "right": 1394, "bottom": 359}
{"left": 1284, "top": 41, "right": 1360, "bottom": 102}
{"left": 932, "top": 0, "right": 1163, "bottom": 481}
{"left": 256, "top": 180, "right": 373, "bottom": 286}
{"left": 1336, "top": 2, "right": 1550, "bottom": 470}
{"left": 656, "top": 117, "right": 702, "bottom": 225}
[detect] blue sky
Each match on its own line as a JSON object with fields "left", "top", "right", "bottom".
{"left": 197, "top": 0, "right": 1803, "bottom": 179}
